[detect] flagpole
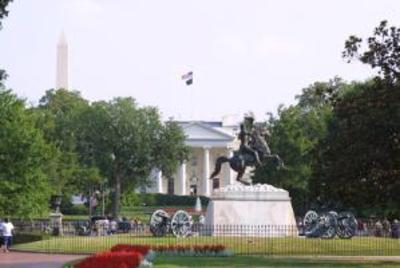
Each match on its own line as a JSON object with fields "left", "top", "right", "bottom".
{"left": 189, "top": 82, "right": 194, "bottom": 120}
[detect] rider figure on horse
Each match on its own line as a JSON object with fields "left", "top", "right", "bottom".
{"left": 209, "top": 114, "right": 284, "bottom": 184}
{"left": 238, "top": 115, "right": 261, "bottom": 165}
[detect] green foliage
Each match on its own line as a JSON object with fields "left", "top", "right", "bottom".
{"left": 121, "top": 191, "right": 141, "bottom": 207}
{"left": 0, "top": 89, "right": 54, "bottom": 218}
{"left": 78, "top": 97, "right": 188, "bottom": 217}
{"left": 311, "top": 80, "right": 400, "bottom": 213}
{"left": 0, "top": 0, "right": 13, "bottom": 87}
{"left": 61, "top": 200, "right": 88, "bottom": 215}
{"left": 343, "top": 20, "right": 400, "bottom": 84}
{"left": 0, "top": 0, "right": 12, "bottom": 30}
{"left": 34, "top": 89, "right": 99, "bottom": 196}
{"left": 253, "top": 78, "right": 344, "bottom": 214}
{"left": 121, "top": 192, "right": 209, "bottom": 207}
{"left": 13, "top": 232, "right": 50, "bottom": 245}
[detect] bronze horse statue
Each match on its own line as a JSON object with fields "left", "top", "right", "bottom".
{"left": 209, "top": 123, "right": 284, "bottom": 185}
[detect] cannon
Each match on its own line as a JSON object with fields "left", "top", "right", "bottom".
{"left": 149, "top": 209, "right": 193, "bottom": 237}
{"left": 303, "top": 210, "right": 357, "bottom": 239}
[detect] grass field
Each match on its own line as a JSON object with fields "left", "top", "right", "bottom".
{"left": 153, "top": 256, "right": 400, "bottom": 268}
{"left": 64, "top": 256, "right": 400, "bottom": 268}
{"left": 13, "top": 234, "right": 400, "bottom": 256}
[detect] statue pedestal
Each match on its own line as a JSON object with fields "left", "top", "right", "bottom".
{"left": 205, "top": 183, "right": 297, "bottom": 237}
{"left": 49, "top": 212, "right": 63, "bottom": 236}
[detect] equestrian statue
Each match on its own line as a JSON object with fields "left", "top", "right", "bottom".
{"left": 209, "top": 114, "right": 284, "bottom": 185}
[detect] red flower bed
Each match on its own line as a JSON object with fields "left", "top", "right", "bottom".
{"left": 75, "top": 251, "right": 142, "bottom": 268}
{"left": 111, "top": 244, "right": 151, "bottom": 256}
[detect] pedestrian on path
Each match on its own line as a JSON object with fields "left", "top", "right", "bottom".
{"left": 1, "top": 218, "right": 14, "bottom": 252}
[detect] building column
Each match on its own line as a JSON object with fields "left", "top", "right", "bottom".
{"left": 227, "top": 148, "right": 236, "bottom": 185}
{"left": 203, "top": 147, "right": 211, "bottom": 196}
{"left": 178, "top": 161, "right": 187, "bottom": 195}
{"left": 156, "top": 169, "right": 163, "bottom": 193}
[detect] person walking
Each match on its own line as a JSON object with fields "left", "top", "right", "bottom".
{"left": 0, "top": 219, "right": 3, "bottom": 250}
{"left": 1, "top": 218, "right": 14, "bottom": 252}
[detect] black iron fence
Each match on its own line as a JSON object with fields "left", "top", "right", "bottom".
{"left": 11, "top": 223, "right": 400, "bottom": 256}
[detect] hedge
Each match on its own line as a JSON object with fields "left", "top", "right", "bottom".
{"left": 122, "top": 193, "right": 209, "bottom": 207}
{"left": 13, "top": 232, "right": 50, "bottom": 245}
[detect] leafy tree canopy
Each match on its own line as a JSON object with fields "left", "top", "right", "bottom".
{"left": 0, "top": 89, "right": 54, "bottom": 218}
{"left": 343, "top": 20, "right": 400, "bottom": 84}
{"left": 253, "top": 78, "right": 347, "bottom": 213}
{"left": 34, "top": 89, "right": 95, "bottom": 196}
{"left": 78, "top": 97, "right": 188, "bottom": 217}
{"left": 0, "top": 0, "right": 12, "bottom": 87}
{"left": 311, "top": 79, "right": 400, "bottom": 216}
{"left": 0, "top": 0, "right": 12, "bottom": 30}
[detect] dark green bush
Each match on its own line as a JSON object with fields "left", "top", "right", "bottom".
{"left": 13, "top": 232, "right": 50, "bottom": 245}
{"left": 62, "top": 204, "right": 88, "bottom": 215}
{"left": 121, "top": 192, "right": 209, "bottom": 207}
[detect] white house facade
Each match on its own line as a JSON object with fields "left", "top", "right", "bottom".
{"left": 147, "top": 120, "right": 240, "bottom": 197}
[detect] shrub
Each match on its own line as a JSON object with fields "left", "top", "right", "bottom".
{"left": 13, "top": 232, "right": 50, "bottom": 245}
{"left": 63, "top": 204, "right": 88, "bottom": 215}
{"left": 121, "top": 193, "right": 210, "bottom": 207}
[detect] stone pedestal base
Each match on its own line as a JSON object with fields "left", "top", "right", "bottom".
{"left": 49, "top": 212, "right": 63, "bottom": 236}
{"left": 205, "top": 183, "right": 297, "bottom": 237}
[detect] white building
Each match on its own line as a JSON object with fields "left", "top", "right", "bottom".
{"left": 147, "top": 119, "right": 241, "bottom": 197}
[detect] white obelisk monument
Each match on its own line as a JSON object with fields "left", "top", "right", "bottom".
{"left": 56, "top": 32, "right": 68, "bottom": 89}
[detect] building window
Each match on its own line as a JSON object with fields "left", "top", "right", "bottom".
{"left": 167, "top": 178, "right": 174, "bottom": 195}
{"left": 213, "top": 178, "right": 220, "bottom": 190}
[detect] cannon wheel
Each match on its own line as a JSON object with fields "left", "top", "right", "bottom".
{"left": 149, "top": 209, "right": 170, "bottom": 237}
{"left": 319, "top": 212, "right": 337, "bottom": 239}
{"left": 337, "top": 211, "right": 357, "bottom": 239}
{"left": 170, "top": 210, "right": 192, "bottom": 237}
{"left": 303, "top": 210, "right": 319, "bottom": 237}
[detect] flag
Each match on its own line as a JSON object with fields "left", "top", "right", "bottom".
{"left": 181, "top": 71, "right": 193, "bottom": 85}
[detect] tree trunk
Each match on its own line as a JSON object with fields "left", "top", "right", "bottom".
{"left": 112, "top": 172, "right": 121, "bottom": 219}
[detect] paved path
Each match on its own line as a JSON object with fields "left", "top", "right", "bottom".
{"left": 271, "top": 255, "right": 400, "bottom": 262}
{"left": 0, "top": 252, "right": 86, "bottom": 268}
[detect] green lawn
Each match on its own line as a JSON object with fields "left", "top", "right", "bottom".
{"left": 13, "top": 234, "right": 400, "bottom": 256}
{"left": 64, "top": 256, "right": 400, "bottom": 268}
{"left": 153, "top": 256, "right": 400, "bottom": 268}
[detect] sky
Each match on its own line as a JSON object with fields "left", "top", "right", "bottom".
{"left": 0, "top": 0, "right": 399, "bottom": 121}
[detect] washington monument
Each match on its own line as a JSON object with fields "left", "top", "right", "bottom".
{"left": 56, "top": 32, "right": 68, "bottom": 89}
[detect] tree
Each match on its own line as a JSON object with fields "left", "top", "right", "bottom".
{"left": 253, "top": 78, "right": 346, "bottom": 213}
{"left": 343, "top": 20, "right": 400, "bottom": 84}
{"left": 0, "top": 0, "right": 13, "bottom": 87}
{"left": 34, "top": 89, "right": 97, "bottom": 196}
{"left": 79, "top": 97, "right": 188, "bottom": 217}
{"left": 310, "top": 80, "right": 400, "bottom": 216}
{"left": 0, "top": 89, "right": 54, "bottom": 218}
{"left": 0, "top": 0, "right": 12, "bottom": 29}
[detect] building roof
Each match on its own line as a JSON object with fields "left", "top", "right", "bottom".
{"left": 177, "top": 121, "right": 238, "bottom": 148}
